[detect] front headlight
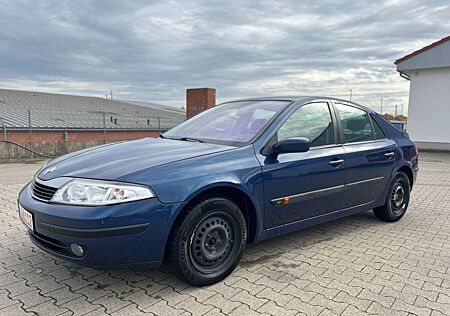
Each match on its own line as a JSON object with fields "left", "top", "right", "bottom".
{"left": 51, "top": 179, "right": 155, "bottom": 206}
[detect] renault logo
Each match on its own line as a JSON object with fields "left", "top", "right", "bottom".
{"left": 42, "top": 166, "right": 56, "bottom": 175}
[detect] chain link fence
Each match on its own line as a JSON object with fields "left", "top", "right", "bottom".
{"left": 0, "top": 109, "right": 182, "bottom": 159}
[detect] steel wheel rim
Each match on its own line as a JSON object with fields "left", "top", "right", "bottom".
{"left": 391, "top": 179, "right": 406, "bottom": 214}
{"left": 189, "top": 211, "right": 238, "bottom": 274}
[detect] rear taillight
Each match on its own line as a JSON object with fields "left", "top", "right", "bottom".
{"left": 414, "top": 143, "right": 419, "bottom": 156}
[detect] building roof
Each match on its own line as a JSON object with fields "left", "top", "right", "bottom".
{"left": 122, "top": 100, "right": 185, "bottom": 116}
{"left": 395, "top": 36, "right": 450, "bottom": 74}
{"left": 0, "top": 89, "right": 185, "bottom": 130}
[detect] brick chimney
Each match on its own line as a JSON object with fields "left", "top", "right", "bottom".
{"left": 186, "top": 88, "right": 216, "bottom": 118}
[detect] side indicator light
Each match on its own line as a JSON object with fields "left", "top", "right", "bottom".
{"left": 283, "top": 197, "right": 289, "bottom": 205}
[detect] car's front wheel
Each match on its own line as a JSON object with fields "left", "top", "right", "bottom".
{"left": 373, "top": 171, "right": 411, "bottom": 222}
{"left": 167, "top": 195, "right": 247, "bottom": 286}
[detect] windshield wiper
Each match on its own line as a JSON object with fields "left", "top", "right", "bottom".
{"left": 178, "top": 137, "right": 205, "bottom": 143}
{"left": 160, "top": 134, "right": 205, "bottom": 143}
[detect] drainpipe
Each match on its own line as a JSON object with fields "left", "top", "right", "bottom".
{"left": 398, "top": 71, "right": 410, "bottom": 81}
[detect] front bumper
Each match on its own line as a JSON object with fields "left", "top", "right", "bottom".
{"left": 18, "top": 182, "right": 183, "bottom": 267}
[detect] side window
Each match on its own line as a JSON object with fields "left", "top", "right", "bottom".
{"left": 371, "top": 117, "right": 386, "bottom": 139}
{"left": 277, "top": 102, "right": 335, "bottom": 147}
{"left": 335, "top": 103, "right": 374, "bottom": 143}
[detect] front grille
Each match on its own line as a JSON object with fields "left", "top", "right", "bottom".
{"left": 32, "top": 180, "right": 58, "bottom": 202}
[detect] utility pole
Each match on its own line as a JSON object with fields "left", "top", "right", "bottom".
{"left": 110, "top": 89, "right": 113, "bottom": 100}
{"left": 1, "top": 118, "right": 6, "bottom": 141}
{"left": 395, "top": 104, "right": 398, "bottom": 118}
{"left": 28, "top": 109, "right": 33, "bottom": 158}
{"left": 102, "top": 112, "right": 106, "bottom": 144}
{"left": 349, "top": 89, "right": 352, "bottom": 101}
{"left": 380, "top": 98, "right": 383, "bottom": 114}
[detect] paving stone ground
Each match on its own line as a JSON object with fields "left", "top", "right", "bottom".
{"left": 0, "top": 152, "right": 449, "bottom": 315}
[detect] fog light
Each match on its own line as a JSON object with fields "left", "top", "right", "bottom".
{"left": 70, "top": 243, "right": 84, "bottom": 257}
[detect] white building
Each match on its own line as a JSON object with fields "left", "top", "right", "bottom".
{"left": 395, "top": 36, "right": 450, "bottom": 151}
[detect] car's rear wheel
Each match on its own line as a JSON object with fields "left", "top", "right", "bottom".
{"left": 373, "top": 171, "right": 410, "bottom": 222}
{"left": 167, "top": 195, "right": 247, "bottom": 286}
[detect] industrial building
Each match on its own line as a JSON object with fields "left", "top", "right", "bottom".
{"left": 0, "top": 88, "right": 186, "bottom": 158}
{"left": 0, "top": 88, "right": 185, "bottom": 143}
{"left": 395, "top": 36, "right": 450, "bottom": 151}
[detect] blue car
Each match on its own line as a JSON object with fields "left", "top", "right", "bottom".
{"left": 18, "top": 97, "right": 418, "bottom": 286}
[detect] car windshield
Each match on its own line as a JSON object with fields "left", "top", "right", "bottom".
{"left": 164, "top": 100, "right": 289, "bottom": 144}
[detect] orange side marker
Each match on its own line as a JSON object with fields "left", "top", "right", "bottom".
{"left": 283, "top": 197, "right": 289, "bottom": 205}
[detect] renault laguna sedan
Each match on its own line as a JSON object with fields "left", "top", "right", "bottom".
{"left": 18, "top": 96, "right": 418, "bottom": 286}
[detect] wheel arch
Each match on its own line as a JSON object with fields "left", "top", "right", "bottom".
{"left": 166, "top": 183, "right": 261, "bottom": 251}
{"left": 396, "top": 164, "right": 414, "bottom": 189}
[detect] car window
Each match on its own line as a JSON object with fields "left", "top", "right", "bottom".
{"left": 277, "top": 102, "right": 335, "bottom": 147}
{"left": 165, "top": 100, "right": 289, "bottom": 143}
{"left": 335, "top": 103, "right": 374, "bottom": 143}
{"left": 371, "top": 117, "right": 386, "bottom": 139}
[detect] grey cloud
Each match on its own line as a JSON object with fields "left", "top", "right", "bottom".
{"left": 0, "top": 0, "right": 449, "bottom": 112}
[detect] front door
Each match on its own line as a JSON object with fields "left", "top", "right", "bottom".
{"left": 257, "top": 102, "right": 346, "bottom": 228}
{"left": 333, "top": 102, "right": 397, "bottom": 208}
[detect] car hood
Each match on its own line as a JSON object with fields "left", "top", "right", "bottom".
{"left": 38, "top": 137, "right": 235, "bottom": 181}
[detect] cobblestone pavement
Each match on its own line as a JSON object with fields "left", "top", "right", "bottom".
{"left": 1, "top": 153, "right": 449, "bottom": 315}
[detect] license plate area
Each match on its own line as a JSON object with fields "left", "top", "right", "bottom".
{"left": 19, "top": 204, "right": 34, "bottom": 231}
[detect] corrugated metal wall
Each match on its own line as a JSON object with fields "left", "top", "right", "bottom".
{"left": 397, "top": 40, "right": 450, "bottom": 71}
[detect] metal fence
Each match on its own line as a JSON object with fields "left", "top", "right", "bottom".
{"left": 0, "top": 109, "right": 183, "bottom": 158}
{"left": 389, "top": 120, "right": 407, "bottom": 132}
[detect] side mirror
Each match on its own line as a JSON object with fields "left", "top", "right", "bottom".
{"left": 270, "top": 137, "right": 310, "bottom": 155}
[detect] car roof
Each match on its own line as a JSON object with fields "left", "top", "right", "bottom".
{"left": 225, "top": 96, "right": 376, "bottom": 114}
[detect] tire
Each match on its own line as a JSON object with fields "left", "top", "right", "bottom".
{"left": 167, "top": 195, "right": 247, "bottom": 286}
{"left": 373, "top": 171, "right": 411, "bottom": 222}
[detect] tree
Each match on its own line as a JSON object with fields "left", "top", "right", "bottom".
{"left": 382, "top": 113, "right": 408, "bottom": 121}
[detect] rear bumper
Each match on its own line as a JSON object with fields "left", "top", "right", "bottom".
{"left": 412, "top": 159, "right": 419, "bottom": 188}
{"left": 18, "top": 182, "right": 184, "bottom": 267}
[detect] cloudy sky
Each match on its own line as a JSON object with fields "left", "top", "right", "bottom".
{"left": 0, "top": 0, "right": 449, "bottom": 113}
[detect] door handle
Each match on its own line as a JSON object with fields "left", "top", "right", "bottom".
{"left": 329, "top": 159, "right": 344, "bottom": 167}
{"left": 384, "top": 152, "right": 395, "bottom": 159}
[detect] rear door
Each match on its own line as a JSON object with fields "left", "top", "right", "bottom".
{"left": 333, "top": 102, "right": 397, "bottom": 209}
